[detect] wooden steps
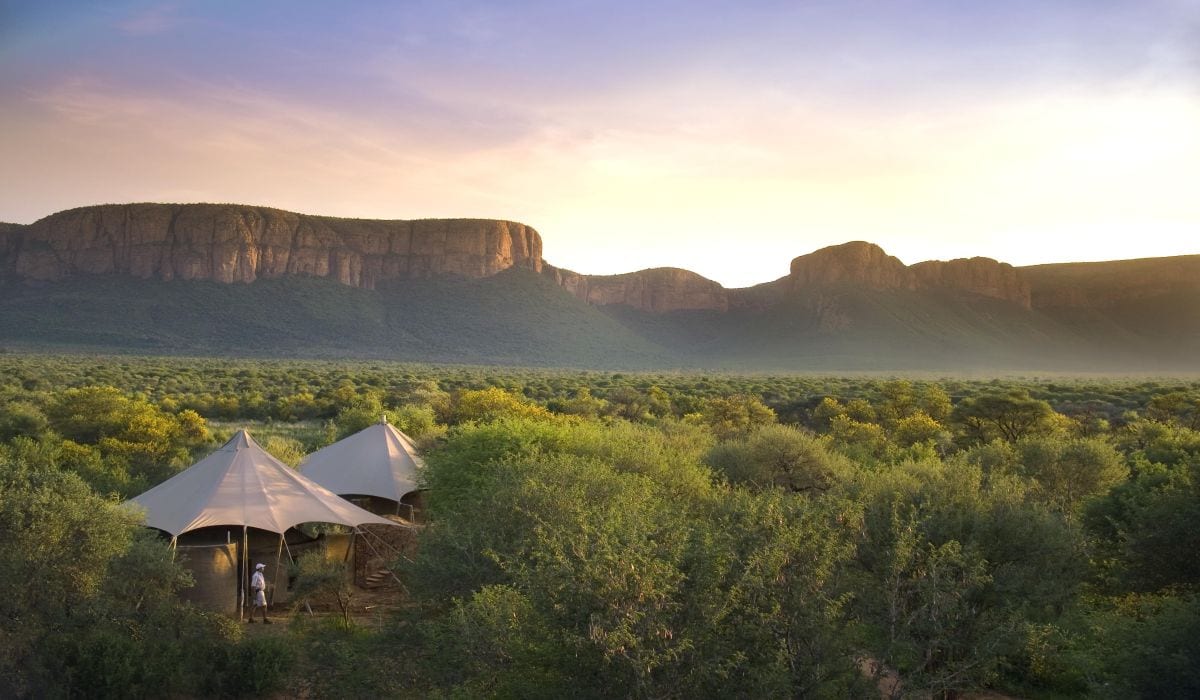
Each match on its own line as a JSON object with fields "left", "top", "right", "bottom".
{"left": 362, "top": 567, "right": 393, "bottom": 589}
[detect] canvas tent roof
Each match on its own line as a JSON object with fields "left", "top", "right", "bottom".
{"left": 298, "top": 419, "right": 424, "bottom": 502}
{"left": 126, "top": 430, "right": 399, "bottom": 536}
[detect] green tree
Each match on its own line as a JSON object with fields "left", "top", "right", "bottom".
{"left": 274, "top": 390, "right": 323, "bottom": 421}
{"left": 1085, "top": 457, "right": 1200, "bottom": 594}
{"left": 0, "top": 443, "right": 135, "bottom": 693}
{"left": 604, "top": 386, "right": 655, "bottom": 421}
{"left": 261, "top": 434, "right": 307, "bottom": 467}
{"left": 678, "top": 489, "right": 865, "bottom": 697}
{"left": 1015, "top": 436, "right": 1128, "bottom": 515}
{"left": 1089, "top": 593, "right": 1200, "bottom": 699}
{"left": 390, "top": 403, "right": 443, "bottom": 442}
{"left": 918, "top": 385, "right": 953, "bottom": 423}
{"left": 691, "top": 394, "right": 776, "bottom": 440}
{"left": 877, "top": 380, "right": 919, "bottom": 426}
{"left": 811, "top": 396, "right": 845, "bottom": 431}
{"left": 850, "top": 457, "right": 1085, "bottom": 697}
{"left": 828, "top": 414, "right": 892, "bottom": 463}
{"left": 291, "top": 550, "right": 356, "bottom": 623}
{"left": 333, "top": 392, "right": 385, "bottom": 439}
{"left": 550, "top": 387, "right": 609, "bottom": 418}
{"left": 705, "top": 423, "right": 852, "bottom": 493}
{"left": 951, "top": 390, "right": 1060, "bottom": 445}
{"left": 892, "top": 411, "right": 947, "bottom": 448}
{"left": 411, "top": 421, "right": 863, "bottom": 697}
{"left": 0, "top": 400, "right": 49, "bottom": 441}
{"left": 448, "top": 387, "right": 552, "bottom": 424}
{"left": 1145, "top": 391, "right": 1200, "bottom": 430}
{"left": 44, "top": 385, "right": 207, "bottom": 494}
{"left": 1115, "top": 418, "right": 1200, "bottom": 468}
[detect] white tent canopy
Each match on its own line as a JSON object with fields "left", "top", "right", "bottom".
{"left": 299, "top": 419, "right": 424, "bottom": 502}
{"left": 127, "top": 429, "right": 399, "bottom": 536}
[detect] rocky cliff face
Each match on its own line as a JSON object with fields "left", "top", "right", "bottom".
{"left": 782, "top": 242, "right": 1032, "bottom": 308}
{"left": 787, "top": 241, "right": 915, "bottom": 291}
{"left": 1, "top": 204, "right": 542, "bottom": 288}
{"left": 1022, "top": 256, "right": 1200, "bottom": 308}
{"left": 547, "top": 265, "right": 730, "bottom": 313}
{"left": 911, "top": 257, "right": 1031, "bottom": 309}
{"left": 547, "top": 242, "right": 1032, "bottom": 314}
{"left": 5, "top": 203, "right": 1189, "bottom": 318}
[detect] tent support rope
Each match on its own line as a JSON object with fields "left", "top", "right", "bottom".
{"left": 355, "top": 527, "right": 408, "bottom": 590}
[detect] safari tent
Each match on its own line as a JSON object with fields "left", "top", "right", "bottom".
{"left": 126, "top": 429, "right": 402, "bottom": 617}
{"left": 298, "top": 418, "right": 426, "bottom": 519}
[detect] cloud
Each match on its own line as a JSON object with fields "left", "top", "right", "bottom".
{"left": 116, "top": 2, "right": 186, "bottom": 36}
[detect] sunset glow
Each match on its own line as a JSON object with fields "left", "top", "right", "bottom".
{"left": 2, "top": 1, "right": 1197, "bottom": 286}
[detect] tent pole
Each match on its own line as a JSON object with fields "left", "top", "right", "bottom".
{"left": 271, "top": 534, "right": 284, "bottom": 607}
{"left": 169, "top": 536, "right": 178, "bottom": 562}
{"left": 349, "top": 527, "right": 359, "bottom": 588}
{"left": 238, "top": 525, "right": 248, "bottom": 622}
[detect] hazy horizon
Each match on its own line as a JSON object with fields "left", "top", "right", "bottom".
{"left": 2, "top": 1, "right": 1198, "bottom": 286}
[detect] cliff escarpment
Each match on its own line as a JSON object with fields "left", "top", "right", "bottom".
{"left": 546, "top": 265, "right": 730, "bottom": 313}
{"left": 548, "top": 242, "right": 1033, "bottom": 314}
{"left": 2, "top": 202, "right": 1197, "bottom": 370}
{"left": 0, "top": 203, "right": 1191, "bottom": 320}
{"left": 1022, "top": 255, "right": 1200, "bottom": 308}
{"left": 0, "top": 203, "right": 542, "bottom": 289}
{"left": 785, "top": 242, "right": 1031, "bottom": 308}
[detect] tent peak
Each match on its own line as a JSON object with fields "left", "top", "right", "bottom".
{"left": 220, "top": 429, "right": 255, "bottom": 451}
{"left": 227, "top": 429, "right": 253, "bottom": 450}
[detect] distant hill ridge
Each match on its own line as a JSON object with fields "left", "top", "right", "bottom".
{"left": 1, "top": 203, "right": 1197, "bottom": 370}
{"left": 5, "top": 203, "right": 1196, "bottom": 316}
{"left": 0, "top": 203, "right": 543, "bottom": 288}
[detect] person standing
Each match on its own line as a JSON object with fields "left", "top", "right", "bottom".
{"left": 249, "top": 562, "right": 271, "bottom": 624}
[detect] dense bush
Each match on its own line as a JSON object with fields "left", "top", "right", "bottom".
{"left": 1, "top": 353, "right": 1198, "bottom": 697}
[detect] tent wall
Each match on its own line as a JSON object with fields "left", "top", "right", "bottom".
{"left": 176, "top": 543, "right": 237, "bottom": 616}
{"left": 344, "top": 494, "right": 405, "bottom": 517}
{"left": 173, "top": 528, "right": 356, "bottom": 616}
{"left": 289, "top": 532, "right": 353, "bottom": 569}
{"left": 400, "top": 490, "right": 426, "bottom": 522}
{"left": 343, "top": 492, "right": 426, "bottom": 521}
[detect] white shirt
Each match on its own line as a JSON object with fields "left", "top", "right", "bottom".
{"left": 251, "top": 570, "right": 265, "bottom": 591}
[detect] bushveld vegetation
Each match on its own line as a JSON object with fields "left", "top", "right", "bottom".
{"left": 1, "top": 353, "right": 1198, "bottom": 698}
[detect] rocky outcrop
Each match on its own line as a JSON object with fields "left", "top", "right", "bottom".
{"left": 784, "top": 242, "right": 1032, "bottom": 308}
{"left": 788, "top": 242, "right": 915, "bottom": 291}
{"left": 1023, "top": 255, "right": 1200, "bottom": 308}
{"left": 912, "top": 257, "right": 1031, "bottom": 309}
{"left": 547, "top": 265, "right": 729, "bottom": 312}
{"left": 547, "top": 243, "right": 1033, "bottom": 314}
{"left": 1, "top": 203, "right": 542, "bottom": 288}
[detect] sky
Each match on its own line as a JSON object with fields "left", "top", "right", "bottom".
{"left": 1, "top": 1, "right": 1197, "bottom": 287}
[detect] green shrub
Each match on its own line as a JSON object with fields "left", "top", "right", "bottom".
{"left": 202, "top": 635, "right": 297, "bottom": 698}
